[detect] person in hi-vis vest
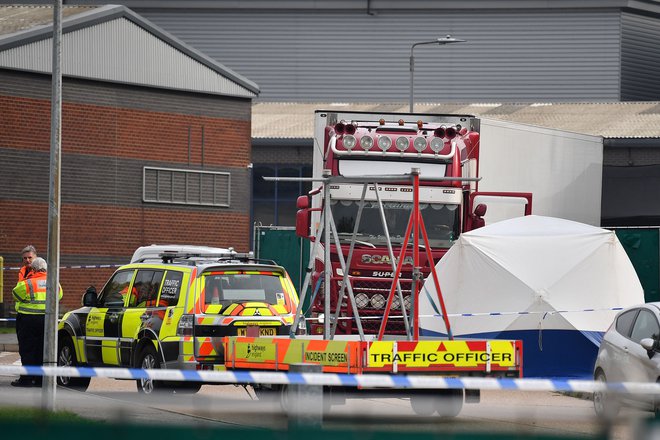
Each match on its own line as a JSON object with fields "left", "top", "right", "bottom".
{"left": 11, "top": 257, "right": 63, "bottom": 387}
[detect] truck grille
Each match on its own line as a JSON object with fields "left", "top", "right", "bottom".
{"left": 316, "top": 277, "right": 415, "bottom": 335}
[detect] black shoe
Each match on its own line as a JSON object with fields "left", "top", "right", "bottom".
{"left": 11, "top": 379, "right": 33, "bottom": 388}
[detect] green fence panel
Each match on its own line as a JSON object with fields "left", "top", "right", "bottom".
{"left": 255, "top": 226, "right": 311, "bottom": 310}
{"left": 614, "top": 228, "right": 660, "bottom": 303}
{"left": 0, "top": 418, "right": 608, "bottom": 440}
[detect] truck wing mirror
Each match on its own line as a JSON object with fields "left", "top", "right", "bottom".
{"left": 82, "top": 286, "right": 98, "bottom": 307}
{"left": 474, "top": 203, "right": 487, "bottom": 217}
{"left": 471, "top": 203, "right": 487, "bottom": 229}
{"left": 296, "top": 195, "right": 310, "bottom": 210}
{"left": 296, "top": 195, "right": 312, "bottom": 239}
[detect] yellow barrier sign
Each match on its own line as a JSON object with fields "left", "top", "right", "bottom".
{"left": 367, "top": 340, "right": 517, "bottom": 369}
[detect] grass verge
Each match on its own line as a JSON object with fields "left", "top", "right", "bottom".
{"left": 0, "top": 406, "right": 91, "bottom": 423}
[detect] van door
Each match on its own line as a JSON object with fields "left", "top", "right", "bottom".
{"left": 85, "top": 269, "right": 135, "bottom": 366}
{"left": 120, "top": 269, "right": 165, "bottom": 366}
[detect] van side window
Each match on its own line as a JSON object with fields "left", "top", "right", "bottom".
{"left": 129, "top": 270, "right": 164, "bottom": 308}
{"left": 160, "top": 271, "right": 183, "bottom": 307}
{"left": 99, "top": 270, "right": 135, "bottom": 308}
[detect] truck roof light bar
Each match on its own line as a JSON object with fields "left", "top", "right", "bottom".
{"left": 262, "top": 174, "right": 481, "bottom": 184}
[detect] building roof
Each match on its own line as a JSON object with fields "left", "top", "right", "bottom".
{"left": 0, "top": 4, "right": 259, "bottom": 98}
{"left": 252, "top": 102, "right": 660, "bottom": 140}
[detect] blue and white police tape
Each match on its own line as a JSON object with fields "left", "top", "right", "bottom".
{"left": 2, "top": 264, "right": 123, "bottom": 271}
{"left": 306, "top": 307, "right": 625, "bottom": 322}
{"left": 0, "top": 365, "right": 657, "bottom": 395}
{"left": 0, "top": 318, "right": 15, "bottom": 322}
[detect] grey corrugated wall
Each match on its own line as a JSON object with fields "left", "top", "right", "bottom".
{"left": 135, "top": 8, "right": 624, "bottom": 102}
{"left": 621, "top": 12, "right": 660, "bottom": 101}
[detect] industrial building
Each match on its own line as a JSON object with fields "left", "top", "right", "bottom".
{"left": 0, "top": 5, "right": 258, "bottom": 311}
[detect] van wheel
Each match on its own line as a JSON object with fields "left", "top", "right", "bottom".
{"left": 56, "top": 337, "right": 91, "bottom": 391}
{"left": 136, "top": 344, "right": 164, "bottom": 394}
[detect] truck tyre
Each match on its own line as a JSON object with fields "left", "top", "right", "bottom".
{"left": 279, "top": 384, "right": 290, "bottom": 412}
{"left": 434, "top": 389, "right": 464, "bottom": 418}
{"left": 410, "top": 394, "right": 435, "bottom": 416}
{"left": 136, "top": 344, "right": 165, "bottom": 394}
{"left": 56, "top": 336, "right": 91, "bottom": 391}
{"left": 593, "top": 371, "right": 619, "bottom": 418}
{"left": 174, "top": 382, "right": 202, "bottom": 394}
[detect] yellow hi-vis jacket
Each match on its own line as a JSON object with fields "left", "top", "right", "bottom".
{"left": 12, "top": 272, "right": 63, "bottom": 315}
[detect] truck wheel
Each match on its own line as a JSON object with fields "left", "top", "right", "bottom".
{"left": 279, "top": 384, "right": 290, "bottom": 412}
{"left": 410, "top": 394, "right": 435, "bottom": 416}
{"left": 174, "top": 382, "right": 202, "bottom": 394}
{"left": 434, "top": 389, "right": 464, "bottom": 418}
{"left": 56, "top": 337, "right": 91, "bottom": 391}
{"left": 136, "top": 344, "right": 164, "bottom": 394}
{"left": 593, "top": 371, "right": 619, "bottom": 418}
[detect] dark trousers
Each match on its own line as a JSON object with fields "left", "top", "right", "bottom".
{"left": 16, "top": 313, "right": 45, "bottom": 385}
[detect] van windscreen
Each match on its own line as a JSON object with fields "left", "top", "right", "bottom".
{"left": 203, "top": 272, "right": 286, "bottom": 306}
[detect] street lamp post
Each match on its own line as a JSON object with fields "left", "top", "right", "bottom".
{"left": 409, "top": 35, "right": 466, "bottom": 113}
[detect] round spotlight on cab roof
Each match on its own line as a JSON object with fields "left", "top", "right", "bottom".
{"left": 343, "top": 135, "right": 357, "bottom": 150}
{"left": 360, "top": 135, "right": 374, "bottom": 151}
{"left": 395, "top": 137, "right": 409, "bottom": 152}
{"left": 370, "top": 293, "right": 386, "bottom": 309}
{"left": 430, "top": 137, "right": 445, "bottom": 153}
{"left": 378, "top": 136, "right": 392, "bottom": 152}
{"left": 355, "top": 293, "right": 369, "bottom": 309}
{"left": 413, "top": 136, "right": 427, "bottom": 152}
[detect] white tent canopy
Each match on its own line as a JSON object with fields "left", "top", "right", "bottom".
{"left": 419, "top": 215, "right": 644, "bottom": 377}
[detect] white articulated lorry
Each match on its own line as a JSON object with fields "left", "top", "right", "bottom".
{"left": 294, "top": 110, "right": 603, "bottom": 336}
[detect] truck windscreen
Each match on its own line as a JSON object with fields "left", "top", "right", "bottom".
{"left": 331, "top": 200, "right": 459, "bottom": 247}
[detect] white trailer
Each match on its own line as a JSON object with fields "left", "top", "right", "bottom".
{"left": 468, "top": 118, "right": 603, "bottom": 226}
